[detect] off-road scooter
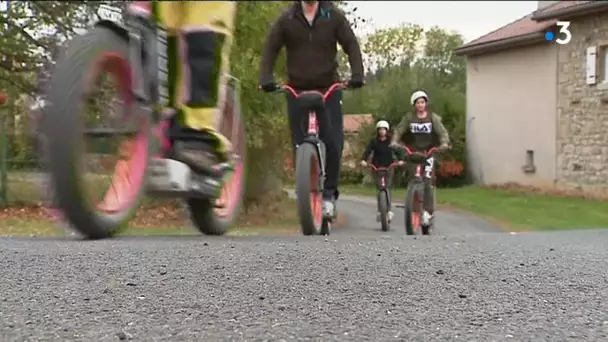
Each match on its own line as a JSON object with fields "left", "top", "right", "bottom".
{"left": 40, "top": 3, "right": 246, "bottom": 239}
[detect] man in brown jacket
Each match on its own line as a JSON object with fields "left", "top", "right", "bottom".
{"left": 259, "top": 0, "right": 364, "bottom": 220}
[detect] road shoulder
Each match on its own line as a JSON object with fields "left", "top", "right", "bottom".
{"left": 338, "top": 194, "right": 503, "bottom": 234}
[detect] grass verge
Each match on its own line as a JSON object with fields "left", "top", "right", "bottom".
{"left": 0, "top": 218, "right": 300, "bottom": 238}
{"left": 0, "top": 174, "right": 303, "bottom": 237}
{"left": 0, "top": 174, "right": 350, "bottom": 237}
{"left": 339, "top": 184, "right": 608, "bottom": 231}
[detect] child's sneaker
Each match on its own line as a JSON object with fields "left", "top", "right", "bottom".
{"left": 421, "top": 211, "right": 433, "bottom": 226}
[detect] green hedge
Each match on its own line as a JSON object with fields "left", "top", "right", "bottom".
{"left": 339, "top": 161, "right": 466, "bottom": 188}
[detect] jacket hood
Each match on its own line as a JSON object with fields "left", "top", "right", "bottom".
{"left": 290, "top": 1, "right": 334, "bottom": 14}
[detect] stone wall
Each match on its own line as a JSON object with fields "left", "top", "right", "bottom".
{"left": 342, "top": 132, "right": 363, "bottom": 170}
{"left": 556, "top": 11, "right": 608, "bottom": 187}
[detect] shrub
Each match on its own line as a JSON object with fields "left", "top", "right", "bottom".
{"left": 340, "top": 168, "right": 365, "bottom": 185}
{"left": 435, "top": 159, "right": 466, "bottom": 188}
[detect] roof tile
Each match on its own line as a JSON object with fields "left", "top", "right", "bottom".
{"left": 536, "top": 1, "right": 591, "bottom": 15}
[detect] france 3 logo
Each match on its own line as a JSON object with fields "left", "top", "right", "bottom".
{"left": 544, "top": 21, "right": 571, "bottom": 45}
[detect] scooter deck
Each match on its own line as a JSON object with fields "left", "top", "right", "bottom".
{"left": 146, "top": 157, "right": 222, "bottom": 199}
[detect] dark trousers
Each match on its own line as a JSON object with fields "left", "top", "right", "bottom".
{"left": 406, "top": 163, "right": 435, "bottom": 214}
{"left": 374, "top": 169, "right": 394, "bottom": 211}
{"left": 287, "top": 90, "right": 343, "bottom": 200}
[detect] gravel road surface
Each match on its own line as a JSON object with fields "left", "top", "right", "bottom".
{"left": 1, "top": 194, "right": 608, "bottom": 341}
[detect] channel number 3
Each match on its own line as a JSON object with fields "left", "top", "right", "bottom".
{"left": 556, "top": 21, "right": 572, "bottom": 45}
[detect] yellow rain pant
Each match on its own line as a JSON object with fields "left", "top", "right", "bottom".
{"left": 154, "top": 1, "right": 235, "bottom": 151}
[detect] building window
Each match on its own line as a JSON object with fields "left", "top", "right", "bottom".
{"left": 522, "top": 150, "right": 536, "bottom": 174}
{"left": 600, "top": 45, "right": 608, "bottom": 83}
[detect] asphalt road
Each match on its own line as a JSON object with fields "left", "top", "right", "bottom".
{"left": 2, "top": 195, "right": 608, "bottom": 341}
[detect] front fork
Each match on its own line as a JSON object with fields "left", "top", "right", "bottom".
{"left": 295, "top": 111, "right": 326, "bottom": 192}
{"left": 310, "top": 111, "right": 326, "bottom": 192}
{"left": 123, "top": 10, "right": 170, "bottom": 154}
{"left": 317, "top": 141, "right": 326, "bottom": 192}
{"left": 126, "top": 29, "right": 146, "bottom": 103}
{"left": 377, "top": 176, "right": 390, "bottom": 211}
{"left": 295, "top": 139, "right": 326, "bottom": 192}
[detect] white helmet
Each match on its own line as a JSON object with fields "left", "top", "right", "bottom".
{"left": 410, "top": 90, "right": 428, "bottom": 105}
{"left": 376, "top": 120, "right": 390, "bottom": 130}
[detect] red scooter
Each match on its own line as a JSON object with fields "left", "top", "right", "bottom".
{"left": 368, "top": 161, "right": 403, "bottom": 232}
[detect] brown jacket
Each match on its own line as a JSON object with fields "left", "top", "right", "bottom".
{"left": 259, "top": 1, "right": 364, "bottom": 90}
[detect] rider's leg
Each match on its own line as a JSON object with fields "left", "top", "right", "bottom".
{"left": 405, "top": 163, "right": 423, "bottom": 221}
{"left": 387, "top": 169, "right": 394, "bottom": 221}
{"left": 374, "top": 171, "right": 381, "bottom": 221}
{"left": 405, "top": 162, "right": 433, "bottom": 226}
{"left": 286, "top": 96, "right": 306, "bottom": 171}
{"left": 319, "top": 90, "right": 344, "bottom": 217}
{"left": 386, "top": 169, "right": 394, "bottom": 210}
{"left": 422, "top": 180, "right": 434, "bottom": 226}
{"left": 158, "top": 1, "right": 236, "bottom": 172}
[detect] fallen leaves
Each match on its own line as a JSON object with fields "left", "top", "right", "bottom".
{"left": 0, "top": 206, "right": 48, "bottom": 221}
{"left": 0, "top": 203, "right": 183, "bottom": 228}
{"left": 132, "top": 204, "right": 183, "bottom": 228}
{"left": 0, "top": 191, "right": 303, "bottom": 233}
{"left": 239, "top": 191, "right": 298, "bottom": 226}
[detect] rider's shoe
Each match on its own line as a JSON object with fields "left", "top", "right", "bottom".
{"left": 170, "top": 140, "right": 217, "bottom": 173}
{"left": 388, "top": 211, "right": 394, "bottom": 222}
{"left": 170, "top": 139, "right": 233, "bottom": 177}
{"left": 168, "top": 126, "right": 234, "bottom": 176}
{"left": 322, "top": 197, "right": 337, "bottom": 221}
{"left": 421, "top": 210, "right": 433, "bottom": 226}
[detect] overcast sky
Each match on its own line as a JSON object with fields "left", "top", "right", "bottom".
{"left": 349, "top": 1, "right": 539, "bottom": 43}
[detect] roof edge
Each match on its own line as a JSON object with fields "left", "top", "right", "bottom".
{"left": 454, "top": 32, "right": 546, "bottom": 57}
{"left": 532, "top": 1, "right": 608, "bottom": 21}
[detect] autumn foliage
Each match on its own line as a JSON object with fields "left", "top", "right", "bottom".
{"left": 437, "top": 160, "right": 464, "bottom": 179}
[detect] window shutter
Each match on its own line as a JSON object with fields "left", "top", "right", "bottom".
{"left": 586, "top": 46, "right": 597, "bottom": 85}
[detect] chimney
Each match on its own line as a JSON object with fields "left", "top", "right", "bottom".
{"left": 537, "top": 1, "right": 559, "bottom": 10}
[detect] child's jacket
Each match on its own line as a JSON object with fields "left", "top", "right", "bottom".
{"left": 361, "top": 137, "right": 397, "bottom": 167}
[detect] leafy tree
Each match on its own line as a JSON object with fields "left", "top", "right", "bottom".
{"left": 0, "top": 1, "right": 123, "bottom": 169}
{"left": 0, "top": 1, "right": 121, "bottom": 95}
{"left": 418, "top": 26, "right": 466, "bottom": 92}
{"left": 231, "top": 1, "right": 292, "bottom": 203}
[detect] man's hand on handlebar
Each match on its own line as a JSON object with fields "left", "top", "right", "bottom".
{"left": 438, "top": 143, "right": 451, "bottom": 152}
{"left": 397, "top": 160, "right": 405, "bottom": 166}
{"left": 260, "top": 78, "right": 363, "bottom": 93}
{"left": 260, "top": 81, "right": 279, "bottom": 93}
{"left": 360, "top": 160, "right": 367, "bottom": 167}
{"left": 347, "top": 76, "right": 364, "bottom": 89}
